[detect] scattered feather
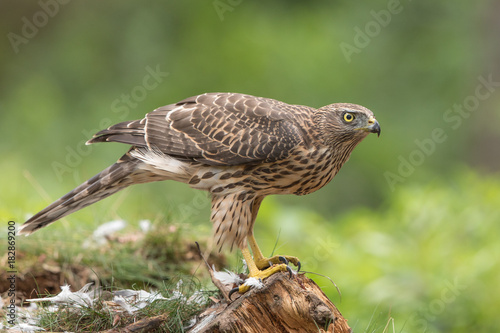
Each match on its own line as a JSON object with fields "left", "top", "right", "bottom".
{"left": 243, "top": 277, "right": 264, "bottom": 289}
{"left": 187, "top": 290, "right": 206, "bottom": 306}
{"left": 83, "top": 220, "right": 126, "bottom": 247}
{"left": 110, "top": 295, "right": 135, "bottom": 314}
{"left": 183, "top": 317, "right": 197, "bottom": 330}
{"left": 17, "top": 279, "right": 208, "bottom": 331}
{"left": 26, "top": 284, "right": 93, "bottom": 307}
{"left": 212, "top": 265, "right": 243, "bottom": 285}
{"left": 9, "top": 323, "right": 46, "bottom": 332}
{"left": 139, "top": 219, "right": 151, "bottom": 232}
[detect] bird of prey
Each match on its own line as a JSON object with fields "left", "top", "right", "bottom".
{"left": 20, "top": 92, "right": 380, "bottom": 294}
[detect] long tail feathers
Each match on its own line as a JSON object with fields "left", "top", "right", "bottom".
{"left": 19, "top": 156, "right": 143, "bottom": 235}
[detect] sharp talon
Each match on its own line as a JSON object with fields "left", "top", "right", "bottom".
{"left": 278, "top": 256, "right": 288, "bottom": 265}
{"left": 228, "top": 287, "right": 239, "bottom": 300}
{"left": 286, "top": 265, "right": 293, "bottom": 278}
{"left": 297, "top": 261, "right": 301, "bottom": 272}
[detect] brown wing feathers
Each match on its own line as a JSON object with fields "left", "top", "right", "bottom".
{"left": 87, "top": 119, "right": 147, "bottom": 146}
{"left": 89, "top": 93, "right": 306, "bottom": 166}
{"left": 145, "top": 93, "right": 305, "bottom": 165}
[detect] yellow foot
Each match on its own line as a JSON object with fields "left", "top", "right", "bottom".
{"left": 229, "top": 263, "right": 291, "bottom": 298}
{"left": 229, "top": 248, "right": 297, "bottom": 299}
{"left": 247, "top": 234, "right": 301, "bottom": 271}
{"left": 254, "top": 255, "right": 301, "bottom": 271}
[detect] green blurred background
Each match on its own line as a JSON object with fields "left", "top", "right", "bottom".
{"left": 1, "top": 1, "right": 499, "bottom": 332}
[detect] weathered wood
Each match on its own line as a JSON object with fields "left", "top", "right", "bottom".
{"left": 190, "top": 272, "right": 351, "bottom": 333}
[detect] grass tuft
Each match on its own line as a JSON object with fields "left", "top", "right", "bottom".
{"left": 30, "top": 276, "right": 216, "bottom": 332}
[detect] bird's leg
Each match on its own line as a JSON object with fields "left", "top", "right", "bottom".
{"left": 245, "top": 198, "right": 299, "bottom": 269}
{"left": 228, "top": 197, "right": 301, "bottom": 296}
{"left": 247, "top": 234, "right": 301, "bottom": 271}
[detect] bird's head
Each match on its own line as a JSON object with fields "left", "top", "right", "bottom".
{"left": 314, "top": 103, "right": 380, "bottom": 148}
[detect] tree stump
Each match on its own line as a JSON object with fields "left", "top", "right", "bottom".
{"left": 189, "top": 272, "right": 351, "bottom": 333}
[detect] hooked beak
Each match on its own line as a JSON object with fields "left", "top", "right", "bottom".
{"left": 366, "top": 116, "right": 381, "bottom": 137}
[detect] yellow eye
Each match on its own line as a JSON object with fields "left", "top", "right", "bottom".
{"left": 343, "top": 112, "right": 355, "bottom": 122}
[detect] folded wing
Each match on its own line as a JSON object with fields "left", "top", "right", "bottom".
{"left": 88, "top": 92, "right": 308, "bottom": 166}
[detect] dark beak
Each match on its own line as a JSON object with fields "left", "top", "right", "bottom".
{"left": 367, "top": 117, "right": 381, "bottom": 137}
{"left": 368, "top": 119, "right": 380, "bottom": 136}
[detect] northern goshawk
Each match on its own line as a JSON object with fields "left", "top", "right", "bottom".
{"left": 20, "top": 92, "right": 380, "bottom": 294}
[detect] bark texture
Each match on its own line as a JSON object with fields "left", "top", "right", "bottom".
{"left": 189, "top": 272, "right": 351, "bottom": 333}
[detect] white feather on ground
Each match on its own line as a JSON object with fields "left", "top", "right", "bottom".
{"left": 82, "top": 219, "right": 127, "bottom": 248}
{"left": 212, "top": 265, "right": 244, "bottom": 286}
{"left": 15, "top": 281, "right": 208, "bottom": 330}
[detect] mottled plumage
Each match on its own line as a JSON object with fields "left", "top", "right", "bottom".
{"left": 20, "top": 92, "right": 380, "bottom": 291}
